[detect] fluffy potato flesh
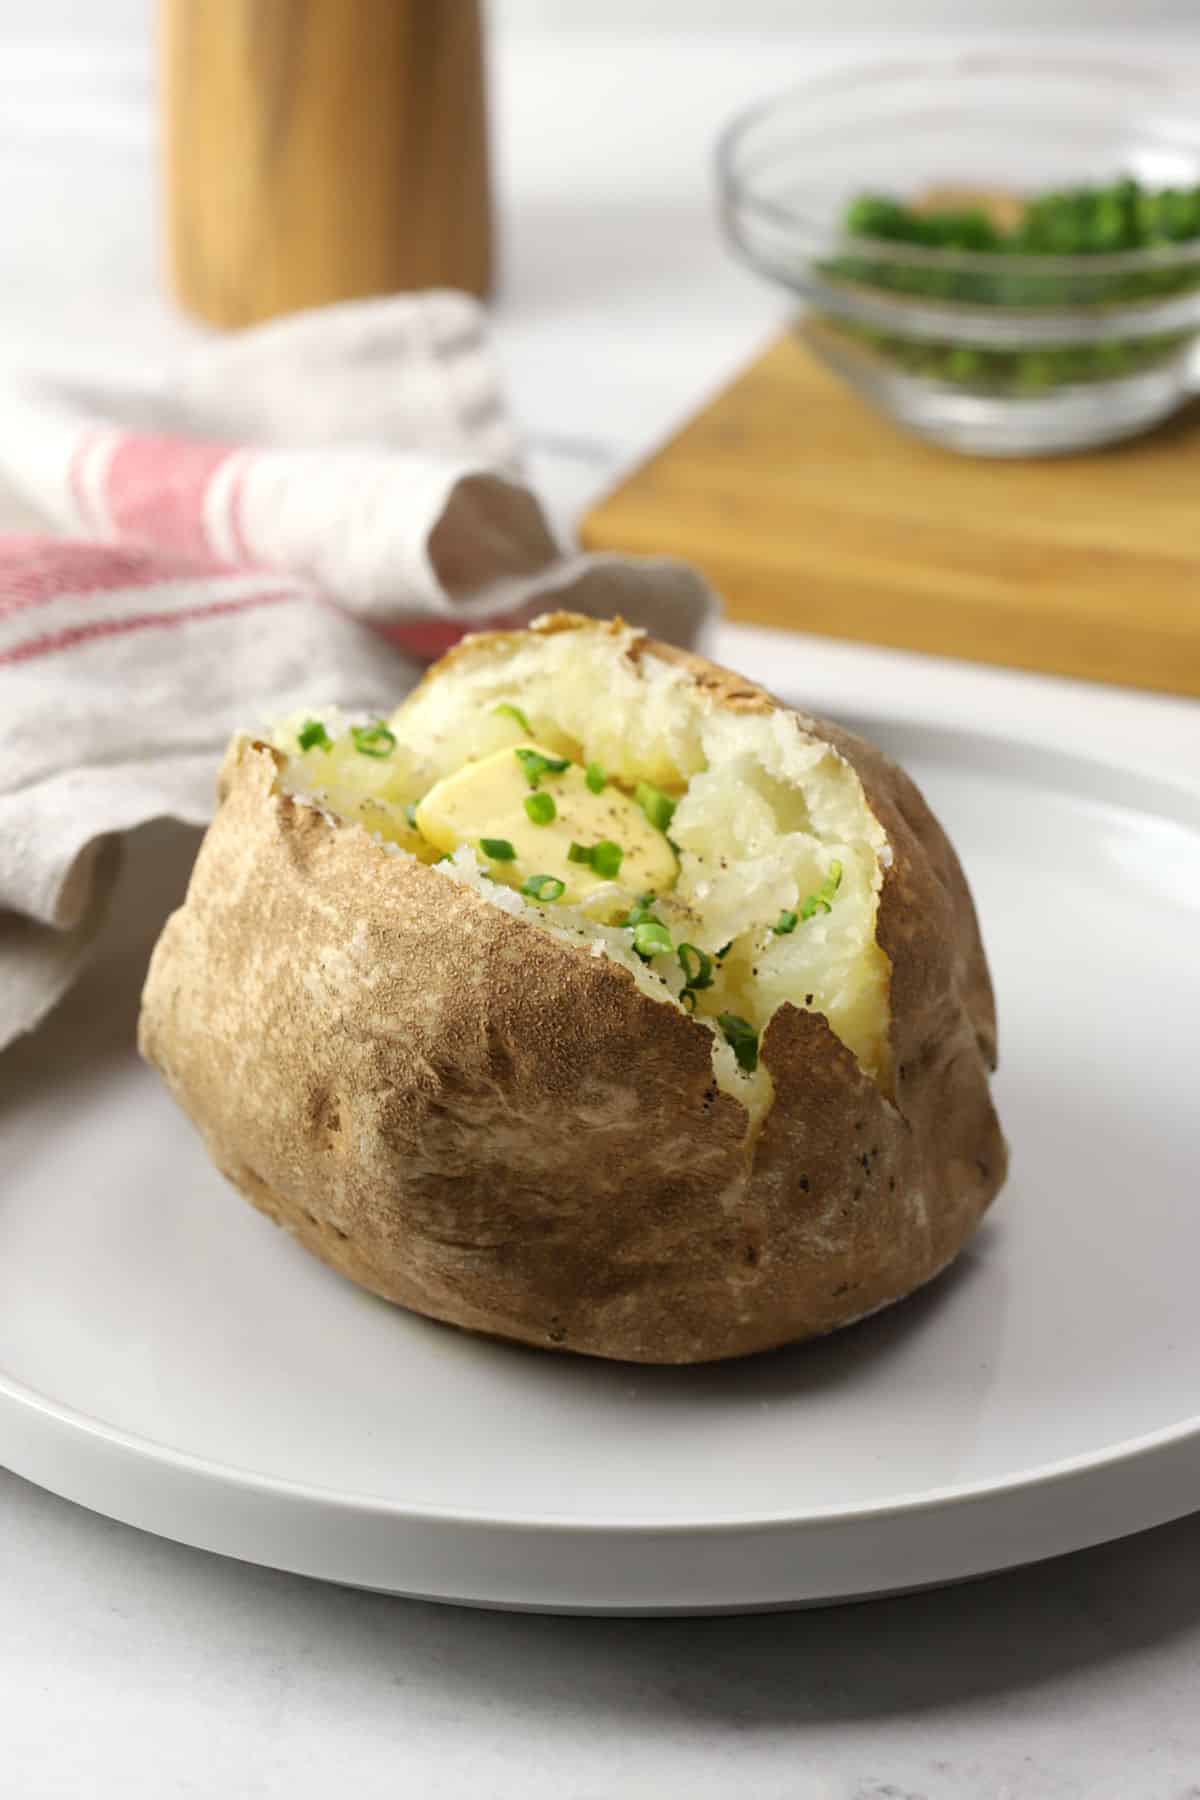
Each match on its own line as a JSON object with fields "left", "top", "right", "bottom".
{"left": 272, "top": 623, "right": 893, "bottom": 1121}
{"left": 414, "top": 743, "right": 678, "bottom": 905}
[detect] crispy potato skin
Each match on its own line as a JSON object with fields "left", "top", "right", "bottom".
{"left": 139, "top": 619, "right": 1006, "bottom": 1363}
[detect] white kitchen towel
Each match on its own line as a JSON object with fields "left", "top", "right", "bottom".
{"left": 0, "top": 291, "right": 718, "bottom": 1050}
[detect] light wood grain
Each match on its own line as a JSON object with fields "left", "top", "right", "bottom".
{"left": 581, "top": 335, "right": 1200, "bottom": 698}
{"left": 160, "top": 0, "right": 491, "bottom": 328}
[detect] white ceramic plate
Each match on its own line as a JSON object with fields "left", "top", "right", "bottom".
{"left": 3, "top": 717, "right": 1199, "bottom": 1613}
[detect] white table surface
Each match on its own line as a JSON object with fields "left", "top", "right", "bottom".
{"left": 3, "top": 22, "right": 1200, "bottom": 1799}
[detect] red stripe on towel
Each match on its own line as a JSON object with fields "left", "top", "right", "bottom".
{"left": 0, "top": 585, "right": 300, "bottom": 666}
{"left": 104, "top": 435, "right": 236, "bottom": 561}
{"left": 0, "top": 537, "right": 225, "bottom": 620}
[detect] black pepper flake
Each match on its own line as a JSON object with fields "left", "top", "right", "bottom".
{"left": 798, "top": 1175, "right": 810, "bottom": 1193}
{"left": 888, "top": 1175, "right": 896, "bottom": 1192}
{"left": 805, "top": 993, "right": 814, "bottom": 1007}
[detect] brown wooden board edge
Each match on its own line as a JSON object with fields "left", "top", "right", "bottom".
{"left": 580, "top": 334, "right": 1200, "bottom": 701}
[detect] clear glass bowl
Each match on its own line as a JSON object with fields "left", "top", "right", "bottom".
{"left": 716, "top": 53, "right": 1200, "bottom": 456}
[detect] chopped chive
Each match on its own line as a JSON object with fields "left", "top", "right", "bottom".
{"left": 515, "top": 747, "right": 571, "bottom": 790}
{"left": 715, "top": 941, "right": 734, "bottom": 960}
{"left": 677, "top": 943, "right": 713, "bottom": 990}
{"left": 521, "top": 874, "right": 565, "bottom": 902}
{"left": 635, "top": 781, "right": 677, "bottom": 834}
{"left": 591, "top": 840, "right": 623, "bottom": 880}
{"left": 633, "top": 920, "right": 673, "bottom": 959}
{"left": 568, "top": 839, "right": 624, "bottom": 879}
{"left": 680, "top": 987, "right": 697, "bottom": 1013}
{"left": 620, "top": 892, "right": 660, "bottom": 929}
{"left": 799, "top": 859, "right": 845, "bottom": 921}
{"left": 351, "top": 721, "right": 396, "bottom": 759}
{"left": 585, "top": 761, "right": 607, "bottom": 794}
{"left": 524, "top": 791, "right": 556, "bottom": 825}
{"left": 718, "top": 1013, "right": 759, "bottom": 1074}
{"left": 298, "top": 718, "right": 332, "bottom": 753}
{"left": 493, "top": 702, "right": 532, "bottom": 735}
{"left": 480, "top": 837, "right": 516, "bottom": 862}
{"left": 773, "top": 909, "right": 799, "bottom": 936}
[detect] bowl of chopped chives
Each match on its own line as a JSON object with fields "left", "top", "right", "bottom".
{"left": 717, "top": 54, "right": 1200, "bottom": 455}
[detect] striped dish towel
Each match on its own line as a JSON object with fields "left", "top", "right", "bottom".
{"left": 0, "top": 292, "right": 717, "bottom": 1049}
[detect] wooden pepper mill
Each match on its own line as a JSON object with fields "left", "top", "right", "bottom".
{"left": 160, "top": 0, "right": 492, "bottom": 328}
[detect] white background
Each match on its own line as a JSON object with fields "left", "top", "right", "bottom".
{"left": 497, "top": 0, "right": 1200, "bottom": 25}
{"left": 6, "top": 0, "right": 1200, "bottom": 35}
{"left": 2, "top": 6, "right": 1200, "bottom": 1799}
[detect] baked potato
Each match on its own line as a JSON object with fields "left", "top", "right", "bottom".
{"left": 139, "top": 613, "right": 1006, "bottom": 1363}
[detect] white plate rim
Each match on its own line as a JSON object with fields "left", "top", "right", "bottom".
{"left": 4, "top": 709, "right": 1200, "bottom": 1606}
{"left": 2, "top": 1360, "right": 1200, "bottom": 1536}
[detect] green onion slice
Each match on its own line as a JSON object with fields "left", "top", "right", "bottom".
{"left": 590, "top": 840, "right": 623, "bottom": 880}
{"left": 515, "top": 747, "right": 570, "bottom": 790}
{"left": 677, "top": 943, "right": 713, "bottom": 990}
{"left": 799, "top": 859, "right": 845, "bottom": 922}
{"left": 351, "top": 721, "right": 396, "bottom": 759}
{"left": 620, "top": 892, "right": 659, "bottom": 928}
{"left": 298, "top": 718, "right": 332, "bottom": 753}
{"left": 773, "top": 910, "right": 799, "bottom": 936}
{"left": 480, "top": 837, "right": 516, "bottom": 862}
{"left": 524, "top": 791, "right": 556, "bottom": 825}
{"left": 521, "top": 874, "right": 565, "bottom": 902}
{"left": 568, "top": 840, "right": 624, "bottom": 879}
{"left": 585, "top": 761, "right": 607, "bottom": 794}
{"left": 493, "top": 702, "right": 532, "bottom": 735}
{"left": 635, "top": 781, "right": 677, "bottom": 834}
{"left": 633, "top": 920, "right": 674, "bottom": 959}
{"left": 718, "top": 1012, "right": 759, "bottom": 1074}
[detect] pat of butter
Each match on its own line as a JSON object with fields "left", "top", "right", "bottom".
{"left": 346, "top": 797, "right": 442, "bottom": 863}
{"left": 414, "top": 743, "right": 677, "bottom": 905}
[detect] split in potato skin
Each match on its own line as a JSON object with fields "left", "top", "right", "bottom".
{"left": 139, "top": 615, "right": 1007, "bottom": 1363}
{"left": 270, "top": 620, "right": 895, "bottom": 1113}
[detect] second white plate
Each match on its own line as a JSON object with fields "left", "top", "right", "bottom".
{"left": 2, "top": 716, "right": 1199, "bottom": 1611}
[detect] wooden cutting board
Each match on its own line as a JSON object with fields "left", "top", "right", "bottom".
{"left": 580, "top": 334, "right": 1200, "bottom": 698}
